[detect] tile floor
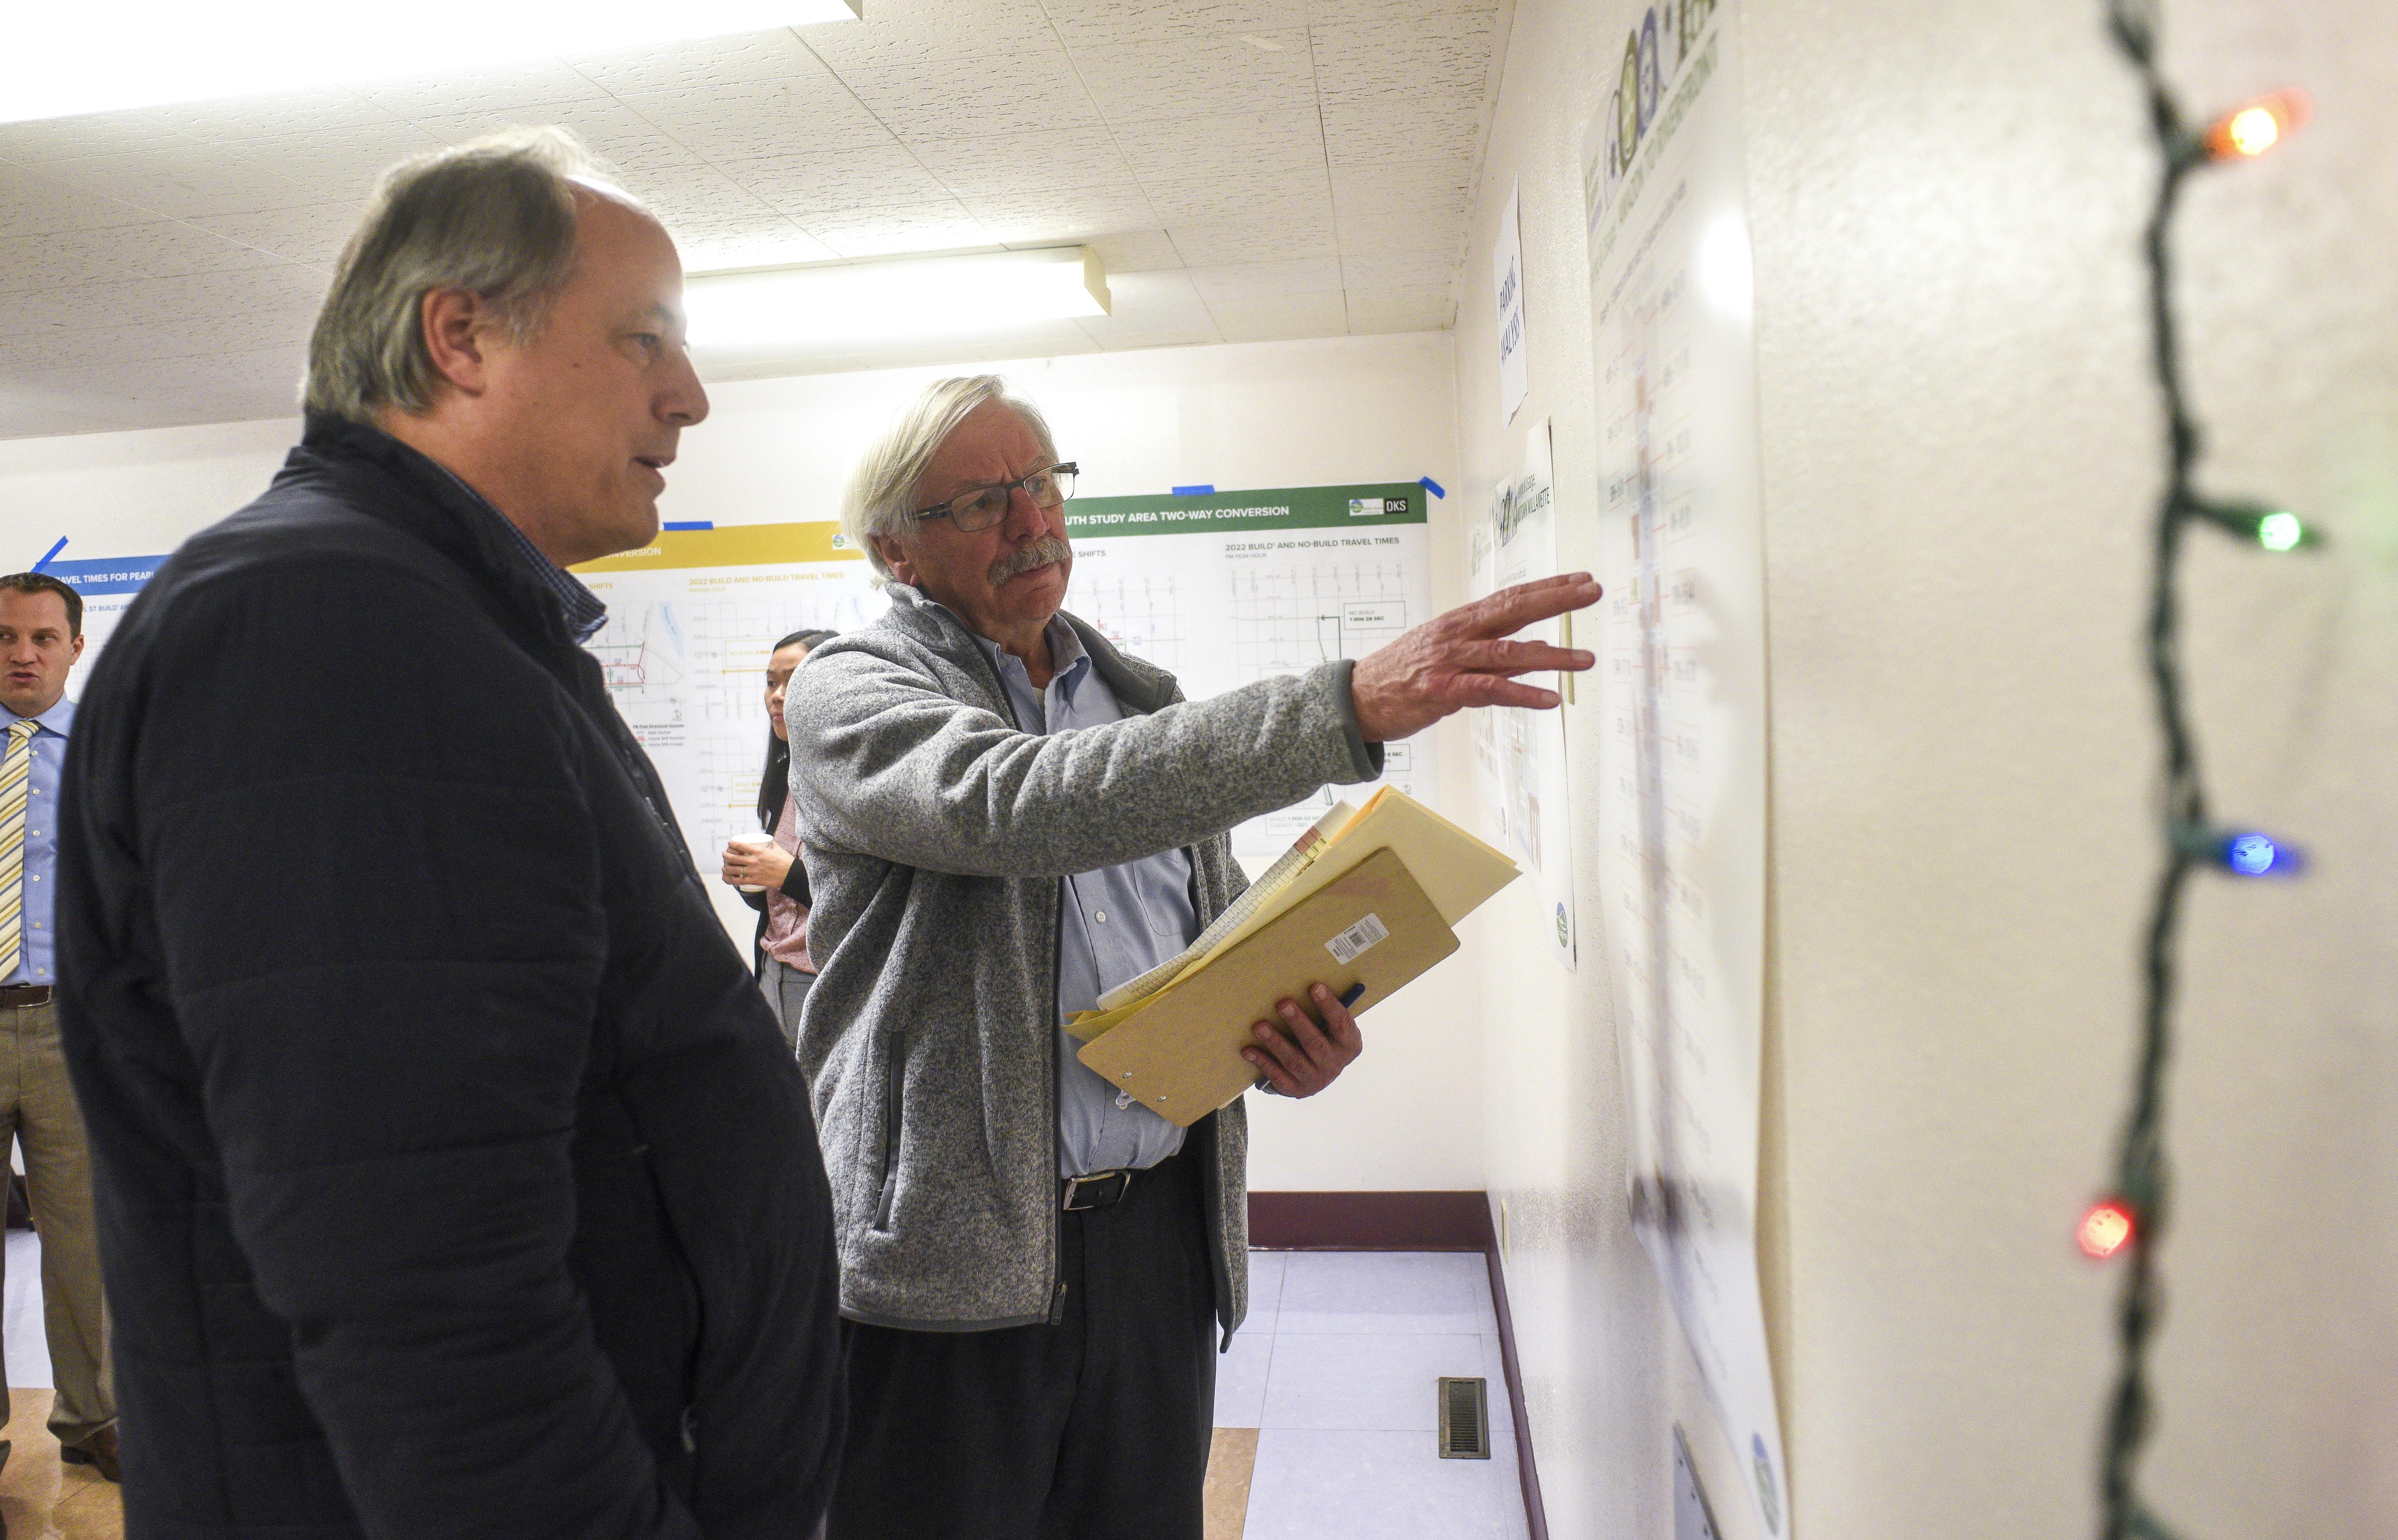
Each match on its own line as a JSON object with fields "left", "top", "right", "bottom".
{"left": 2, "top": 1235, "right": 1534, "bottom": 1540}
{"left": 1211, "top": 1250, "right": 1533, "bottom": 1540}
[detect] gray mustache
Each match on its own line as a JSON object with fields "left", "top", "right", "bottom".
{"left": 988, "top": 536, "right": 1072, "bottom": 585}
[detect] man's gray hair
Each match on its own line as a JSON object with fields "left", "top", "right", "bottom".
{"left": 841, "top": 376, "right": 1060, "bottom": 584}
{"left": 303, "top": 127, "right": 636, "bottom": 424}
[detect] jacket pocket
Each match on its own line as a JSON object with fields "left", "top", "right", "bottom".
{"left": 871, "top": 1038, "right": 903, "bottom": 1231}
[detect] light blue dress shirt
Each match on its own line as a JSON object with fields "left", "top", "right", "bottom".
{"left": 2, "top": 696, "right": 72, "bottom": 987}
{"left": 953, "top": 613, "right": 1199, "bottom": 1176}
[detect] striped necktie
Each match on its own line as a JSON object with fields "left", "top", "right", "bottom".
{"left": 0, "top": 718, "right": 39, "bottom": 981}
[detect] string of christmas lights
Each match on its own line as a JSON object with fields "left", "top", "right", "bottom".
{"left": 2085, "top": 5, "right": 2318, "bottom": 1538}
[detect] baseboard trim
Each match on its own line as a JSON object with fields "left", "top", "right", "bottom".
{"left": 1248, "top": 1192, "right": 1549, "bottom": 1540}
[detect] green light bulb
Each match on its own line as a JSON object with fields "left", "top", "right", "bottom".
{"left": 2257, "top": 511, "right": 2304, "bottom": 551}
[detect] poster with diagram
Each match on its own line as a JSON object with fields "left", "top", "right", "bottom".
{"left": 1060, "top": 483, "right": 1436, "bottom": 860}
{"left": 1584, "top": 1, "right": 1790, "bottom": 1534}
{"left": 1465, "top": 426, "right": 1578, "bottom": 971}
{"left": 573, "top": 523, "right": 888, "bottom": 942}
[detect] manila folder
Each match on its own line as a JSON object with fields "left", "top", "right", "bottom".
{"left": 1076, "top": 846, "right": 1457, "bottom": 1128}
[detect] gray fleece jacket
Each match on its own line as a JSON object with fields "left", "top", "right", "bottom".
{"left": 784, "top": 583, "right": 1382, "bottom": 1335}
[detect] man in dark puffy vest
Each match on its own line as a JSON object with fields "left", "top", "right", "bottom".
{"left": 55, "top": 128, "right": 844, "bottom": 1539}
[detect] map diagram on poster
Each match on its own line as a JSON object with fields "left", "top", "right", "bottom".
{"left": 1585, "top": 2, "right": 1790, "bottom": 1535}
{"left": 1062, "top": 484, "right": 1436, "bottom": 859}
{"left": 575, "top": 523, "right": 887, "bottom": 943}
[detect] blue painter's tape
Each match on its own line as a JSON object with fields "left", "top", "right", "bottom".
{"left": 661, "top": 521, "right": 714, "bottom": 531}
{"left": 31, "top": 537, "right": 68, "bottom": 573}
{"left": 43, "top": 555, "right": 169, "bottom": 596}
{"left": 1419, "top": 476, "right": 1446, "bottom": 498}
{"left": 1171, "top": 484, "right": 1215, "bottom": 497}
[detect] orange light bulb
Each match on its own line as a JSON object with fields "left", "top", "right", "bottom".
{"left": 2078, "top": 1199, "right": 2136, "bottom": 1260}
{"left": 2202, "top": 90, "right": 2312, "bottom": 160}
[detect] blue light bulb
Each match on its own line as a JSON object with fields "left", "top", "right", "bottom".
{"left": 2227, "top": 834, "right": 2278, "bottom": 874}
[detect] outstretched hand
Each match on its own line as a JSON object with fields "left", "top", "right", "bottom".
{"left": 1349, "top": 573, "right": 1602, "bottom": 743}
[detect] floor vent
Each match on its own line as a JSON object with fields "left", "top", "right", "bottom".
{"left": 1437, "top": 1376, "right": 1492, "bottom": 1459}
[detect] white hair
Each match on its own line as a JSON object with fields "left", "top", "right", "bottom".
{"left": 840, "top": 375, "right": 1060, "bottom": 585}
{"left": 303, "top": 127, "right": 642, "bottom": 423}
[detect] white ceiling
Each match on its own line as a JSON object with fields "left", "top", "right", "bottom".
{"left": 0, "top": 0, "right": 1510, "bottom": 441}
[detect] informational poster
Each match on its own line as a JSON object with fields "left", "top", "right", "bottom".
{"left": 1494, "top": 180, "right": 1530, "bottom": 425}
{"left": 1059, "top": 483, "right": 1436, "bottom": 859}
{"left": 1466, "top": 425, "right": 1577, "bottom": 971}
{"left": 1583, "top": 2, "right": 1789, "bottom": 1535}
{"left": 573, "top": 523, "right": 887, "bottom": 942}
{"left": 42, "top": 548, "right": 166, "bottom": 696}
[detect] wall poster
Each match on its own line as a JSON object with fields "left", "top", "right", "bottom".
{"left": 1467, "top": 425, "right": 1577, "bottom": 971}
{"left": 1059, "top": 483, "right": 1437, "bottom": 860}
{"left": 1583, "top": 0, "right": 1789, "bottom": 1533}
{"left": 574, "top": 523, "right": 888, "bottom": 944}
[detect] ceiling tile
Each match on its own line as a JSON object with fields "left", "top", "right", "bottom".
{"left": 0, "top": 111, "right": 203, "bottom": 166}
{"left": 664, "top": 213, "right": 842, "bottom": 273}
{"left": 717, "top": 143, "right": 951, "bottom": 216}
{"left": 1067, "top": 31, "right": 1316, "bottom": 123}
{"left": 1329, "top": 210, "right": 1461, "bottom": 258}
{"left": 192, "top": 204, "right": 369, "bottom": 267}
{"left": 961, "top": 185, "right": 1158, "bottom": 245}
{"left": 0, "top": 223, "right": 291, "bottom": 296}
{"left": 1085, "top": 229, "right": 1183, "bottom": 273}
{"left": 1344, "top": 286, "right": 1454, "bottom": 332}
{"left": 1309, "top": 12, "right": 1499, "bottom": 109}
{"left": 1319, "top": 98, "right": 1486, "bottom": 166}
{"left": 1184, "top": 256, "right": 1344, "bottom": 303}
{"left": 31, "top": 147, "right": 320, "bottom": 221}
{"left": 618, "top": 77, "right": 899, "bottom": 160}
{"left": 357, "top": 62, "right": 616, "bottom": 119}
{"left": 836, "top": 54, "right": 1103, "bottom": 142}
{"left": 798, "top": 200, "right": 998, "bottom": 258}
{"left": 1339, "top": 249, "right": 1459, "bottom": 290}
{"left": 1331, "top": 160, "right": 1473, "bottom": 223}
{"left": 9, "top": 264, "right": 328, "bottom": 337}
{"left": 1109, "top": 108, "right": 1324, "bottom": 182}
{"left": 629, "top": 168, "right": 786, "bottom": 229}
{"left": 567, "top": 28, "right": 828, "bottom": 95}
{"left": 1304, "top": 0, "right": 1501, "bottom": 26}
{"left": 908, "top": 128, "right": 1134, "bottom": 199}
{"left": 1165, "top": 219, "right": 1336, "bottom": 266}
{"left": 233, "top": 125, "right": 452, "bottom": 205}
{"left": 145, "top": 89, "right": 402, "bottom": 142}
{"left": 1141, "top": 167, "right": 1331, "bottom": 227}
{"left": 800, "top": 0, "right": 1063, "bottom": 71}
{"left": 414, "top": 101, "right": 654, "bottom": 153}
{"left": 1205, "top": 291, "right": 1349, "bottom": 343}
{"left": 1042, "top": 0, "right": 1304, "bottom": 51}
{"left": 0, "top": 165, "right": 158, "bottom": 239}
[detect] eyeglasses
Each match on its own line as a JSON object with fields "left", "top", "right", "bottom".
{"left": 907, "top": 463, "right": 1077, "bottom": 533}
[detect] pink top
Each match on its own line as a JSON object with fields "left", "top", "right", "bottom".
{"left": 760, "top": 791, "right": 815, "bottom": 973}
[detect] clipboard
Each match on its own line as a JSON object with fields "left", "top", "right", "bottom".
{"left": 1075, "top": 846, "right": 1458, "bottom": 1127}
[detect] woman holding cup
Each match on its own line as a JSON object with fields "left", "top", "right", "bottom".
{"left": 722, "top": 628, "right": 838, "bottom": 1049}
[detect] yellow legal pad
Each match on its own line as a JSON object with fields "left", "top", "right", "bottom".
{"left": 1071, "top": 787, "right": 1521, "bottom": 1127}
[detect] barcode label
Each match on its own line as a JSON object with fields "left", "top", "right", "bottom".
{"left": 1325, "top": 912, "right": 1390, "bottom": 965}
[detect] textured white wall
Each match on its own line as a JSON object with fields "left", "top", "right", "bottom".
{"left": 1460, "top": 0, "right": 2398, "bottom": 1535}
{"left": 0, "top": 332, "right": 1485, "bottom": 1194}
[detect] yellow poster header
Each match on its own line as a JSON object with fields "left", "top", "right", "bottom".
{"left": 571, "top": 521, "right": 862, "bottom": 573}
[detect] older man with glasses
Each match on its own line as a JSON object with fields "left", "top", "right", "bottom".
{"left": 786, "top": 374, "right": 1600, "bottom": 1539}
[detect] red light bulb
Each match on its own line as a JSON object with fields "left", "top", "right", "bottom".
{"left": 2078, "top": 1198, "right": 2137, "bottom": 1260}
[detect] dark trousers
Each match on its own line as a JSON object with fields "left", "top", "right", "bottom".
{"left": 826, "top": 1143, "right": 1218, "bottom": 1540}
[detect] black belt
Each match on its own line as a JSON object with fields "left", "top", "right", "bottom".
{"left": 1061, "top": 1168, "right": 1135, "bottom": 1211}
{"left": 0, "top": 985, "right": 54, "bottom": 1007}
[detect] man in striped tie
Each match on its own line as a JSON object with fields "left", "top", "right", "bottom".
{"left": 0, "top": 571, "right": 116, "bottom": 1488}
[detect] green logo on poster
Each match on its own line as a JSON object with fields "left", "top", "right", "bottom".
{"left": 1752, "top": 1434, "right": 1782, "bottom": 1533}
{"left": 1555, "top": 903, "right": 1569, "bottom": 948}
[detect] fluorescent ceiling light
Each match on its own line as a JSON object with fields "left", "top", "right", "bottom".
{"left": 4, "top": 1, "right": 862, "bottom": 125}
{"left": 685, "top": 247, "right": 1112, "bottom": 357}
